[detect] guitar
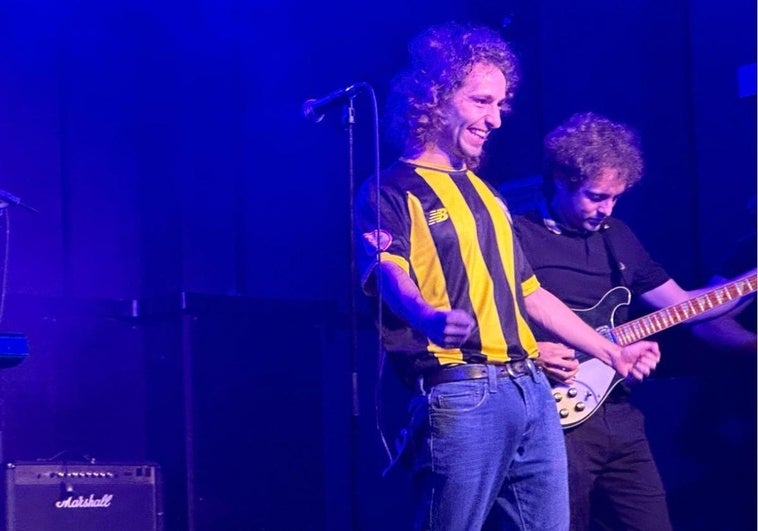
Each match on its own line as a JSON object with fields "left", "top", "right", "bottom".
{"left": 552, "top": 272, "right": 757, "bottom": 429}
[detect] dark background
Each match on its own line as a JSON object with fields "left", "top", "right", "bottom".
{"left": 0, "top": 0, "right": 754, "bottom": 529}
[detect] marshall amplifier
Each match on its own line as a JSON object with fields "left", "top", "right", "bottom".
{"left": 0, "top": 462, "right": 162, "bottom": 531}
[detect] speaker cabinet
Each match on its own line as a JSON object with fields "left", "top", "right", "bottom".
{"left": 0, "top": 462, "right": 162, "bottom": 531}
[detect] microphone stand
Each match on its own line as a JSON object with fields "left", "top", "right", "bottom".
{"left": 306, "top": 83, "right": 379, "bottom": 531}
{"left": 345, "top": 88, "right": 382, "bottom": 531}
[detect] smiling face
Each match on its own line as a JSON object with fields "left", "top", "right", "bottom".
{"left": 424, "top": 62, "right": 508, "bottom": 169}
{"left": 551, "top": 168, "right": 628, "bottom": 232}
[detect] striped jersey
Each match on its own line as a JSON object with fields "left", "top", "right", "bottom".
{"left": 356, "top": 160, "right": 540, "bottom": 375}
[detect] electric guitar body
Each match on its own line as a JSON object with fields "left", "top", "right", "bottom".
{"left": 553, "top": 273, "right": 757, "bottom": 429}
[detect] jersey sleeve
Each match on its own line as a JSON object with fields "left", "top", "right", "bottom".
{"left": 355, "top": 177, "right": 411, "bottom": 294}
{"left": 510, "top": 213, "right": 540, "bottom": 297}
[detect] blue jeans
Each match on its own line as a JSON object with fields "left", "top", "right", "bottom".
{"left": 408, "top": 364, "right": 569, "bottom": 531}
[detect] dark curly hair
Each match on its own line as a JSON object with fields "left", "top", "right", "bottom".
{"left": 385, "top": 22, "right": 520, "bottom": 167}
{"left": 544, "top": 112, "right": 644, "bottom": 193}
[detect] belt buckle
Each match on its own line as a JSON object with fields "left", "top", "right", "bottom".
{"left": 505, "top": 359, "right": 531, "bottom": 378}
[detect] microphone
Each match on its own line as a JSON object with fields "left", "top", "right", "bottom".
{"left": 0, "top": 189, "right": 39, "bottom": 213}
{"left": 302, "top": 82, "right": 369, "bottom": 123}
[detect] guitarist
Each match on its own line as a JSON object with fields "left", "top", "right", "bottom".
{"left": 512, "top": 112, "right": 755, "bottom": 531}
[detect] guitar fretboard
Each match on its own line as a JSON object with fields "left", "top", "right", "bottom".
{"left": 612, "top": 273, "right": 757, "bottom": 346}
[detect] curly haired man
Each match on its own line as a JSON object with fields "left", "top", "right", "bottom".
{"left": 514, "top": 112, "right": 754, "bottom": 530}
{"left": 355, "top": 27, "right": 660, "bottom": 531}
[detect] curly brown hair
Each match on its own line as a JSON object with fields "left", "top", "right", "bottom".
{"left": 386, "top": 22, "right": 520, "bottom": 167}
{"left": 544, "top": 112, "right": 644, "bottom": 193}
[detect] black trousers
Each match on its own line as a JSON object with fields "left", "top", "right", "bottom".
{"left": 564, "top": 396, "right": 672, "bottom": 531}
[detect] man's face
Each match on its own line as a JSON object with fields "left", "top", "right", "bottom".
{"left": 436, "top": 62, "right": 508, "bottom": 168}
{"left": 552, "top": 168, "right": 627, "bottom": 232}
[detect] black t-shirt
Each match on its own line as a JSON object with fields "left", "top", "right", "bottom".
{"left": 513, "top": 210, "right": 671, "bottom": 326}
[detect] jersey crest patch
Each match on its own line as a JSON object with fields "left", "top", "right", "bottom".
{"left": 426, "top": 208, "right": 449, "bottom": 225}
{"left": 362, "top": 229, "right": 392, "bottom": 252}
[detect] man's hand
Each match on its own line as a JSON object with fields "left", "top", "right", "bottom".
{"left": 376, "top": 263, "right": 475, "bottom": 349}
{"left": 536, "top": 342, "right": 579, "bottom": 383}
{"left": 610, "top": 340, "right": 661, "bottom": 381}
{"left": 416, "top": 308, "right": 475, "bottom": 349}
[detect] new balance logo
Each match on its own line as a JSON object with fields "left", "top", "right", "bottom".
{"left": 427, "top": 208, "right": 449, "bottom": 225}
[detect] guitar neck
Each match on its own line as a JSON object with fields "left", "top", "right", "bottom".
{"left": 611, "top": 273, "right": 757, "bottom": 346}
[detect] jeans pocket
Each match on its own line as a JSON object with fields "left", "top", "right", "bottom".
{"left": 429, "top": 380, "right": 488, "bottom": 413}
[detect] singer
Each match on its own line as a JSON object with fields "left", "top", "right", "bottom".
{"left": 354, "top": 22, "right": 660, "bottom": 530}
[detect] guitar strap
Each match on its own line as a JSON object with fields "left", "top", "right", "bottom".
{"left": 600, "top": 225, "right": 635, "bottom": 396}
{"left": 600, "top": 224, "right": 630, "bottom": 288}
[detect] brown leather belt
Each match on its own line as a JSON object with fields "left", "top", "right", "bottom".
{"left": 422, "top": 359, "right": 538, "bottom": 388}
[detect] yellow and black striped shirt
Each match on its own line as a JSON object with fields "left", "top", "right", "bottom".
{"left": 356, "top": 161, "right": 540, "bottom": 375}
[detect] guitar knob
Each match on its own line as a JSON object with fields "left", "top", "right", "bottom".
{"left": 574, "top": 402, "right": 586, "bottom": 412}
{"left": 553, "top": 392, "right": 563, "bottom": 402}
{"left": 567, "top": 388, "right": 578, "bottom": 398}
{"left": 559, "top": 408, "right": 569, "bottom": 418}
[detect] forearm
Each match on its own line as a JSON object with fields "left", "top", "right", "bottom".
{"left": 525, "top": 287, "right": 618, "bottom": 365}
{"left": 683, "top": 286, "right": 754, "bottom": 323}
{"left": 375, "top": 262, "right": 435, "bottom": 329}
{"left": 374, "top": 262, "right": 475, "bottom": 348}
{"left": 642, "top": 275, "right": 756, "bottom": 323}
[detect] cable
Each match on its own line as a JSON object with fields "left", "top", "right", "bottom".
{"left": 362, "top": 88, "right": 395, "bottom": 466}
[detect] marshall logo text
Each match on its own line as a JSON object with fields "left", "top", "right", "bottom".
{"left": 55, "top": 494, "right": 113, "bottom": 509}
